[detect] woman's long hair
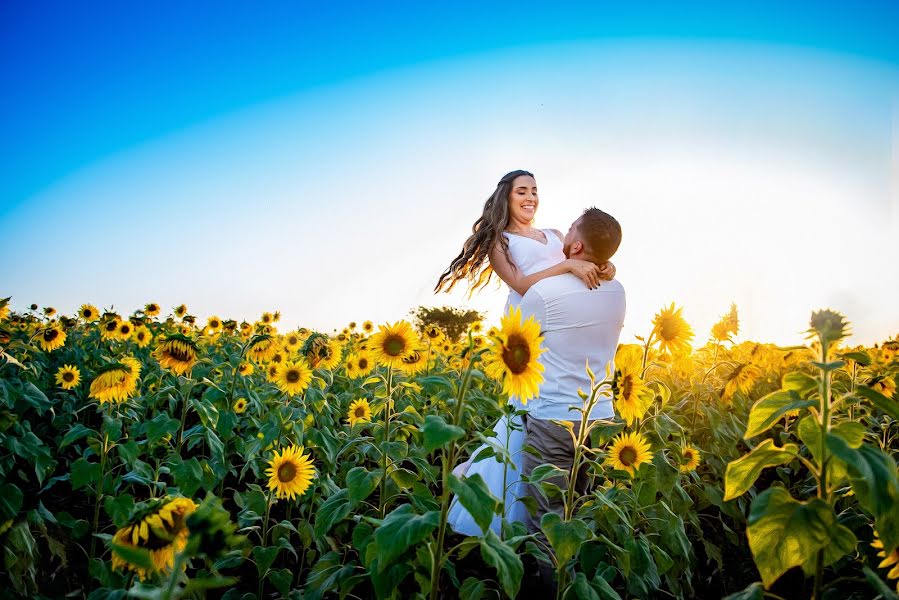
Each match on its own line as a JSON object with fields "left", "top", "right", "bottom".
{"left": 434, "top": 169, "right": 534, "bottom": 294}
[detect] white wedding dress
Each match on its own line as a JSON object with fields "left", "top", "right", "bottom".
{"left": 447, "top": 229, "right": 565, "bottom": 536}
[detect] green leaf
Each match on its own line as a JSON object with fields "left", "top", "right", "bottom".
{"left": 169, "top": 457, "right": 204, "bottom": 497}
{"left": 0, "top": 482, "right": 23, "bottom": 519}
{"left": 346, "top": 467, "right": 383, "bottom": 506}
{"left": 856, "top": 385, "right": 899, "bottom": 421}
{"left": 840, "top": 351, "right": 872, "bottom": 367}
{"left": 782, "top": 372, "right": 818, "bottom": 396}
{"left": 800, "top": 523, "right": 856, "bottom": 575}
{"left": 192, "top": 397, "right": 219, "bottom": 429}
{"left": 70, "top": 457, "right": 101, "bottom": 490}
{"left": 268, "top": 568, "right": 294, "bottom": 597}
{"left": 459, "top": 577, "right": 487, "bottom": 600}
{"left": 722, "top": 582, "right": 764, "bottom": 600}
{"left": 724, "top": 440, "right": 798, "bottom": 501}
{"left": 479, "top": 528, "right": 523, "bottom": 599}
{"left": 541, "top": 513, "right": 591, "bottom": 566}
{"left": 571, "top": 572, "right": 601, "bottom": 600}
{"left": 313, "top": 489, "right": 353, "bottom": 538}
{"left": 421, "top": 415, "right": 465, "bottom": 453}
{"left": 253, "top": 545, "right": 279, "bottom": 578}
{"left": 373, "top": 504, "right": 439, "bottom": 570}
{"left": 825, "top": 435, "right": 899, "bottom": 551}
{"left": 863, "top": 566, "right": 899, "bottom": 600}
{"left": 831, "top": 421, "right": 866, "bottom": 448}
{"left": 110, "top": 541, "right": 155, "bottom": 572}
{"left": 60, "top": 424, "right": 95, "bottom": 448}
{"left": 744, "top": 390, "right": 815, "bottom": 438}
{"left": 448, "top": 473, "right": 499, "bottom": 534}
{"left": 746, "top": 487, "right": 836, "bottom": 587}
{"left": 591, "top": 573, "right": 624, "bottom": 600}
{"left": 142, "top": 413, "right": 180, "bottom": 445}
{"left": 388, "top": 467, "right": 418, "bottom": 489}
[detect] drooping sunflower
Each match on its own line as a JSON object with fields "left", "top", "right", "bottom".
{"left": 233, "top": 397, "right": 248, "bottom": 414}
{"left": 265, "top": 445, "right": 316, "bottom": 500}
{"left": 144, "top": 303, "right": 161, "bottom": 317}
{"left": 237, "top": 361, "right": 254, "bottom": 376}
{"left": 89, "top": 360, "right": 140, "bottom": 404}
{"left": 723, "top": 362, "right": 762, "bottom": 400}
{"left": 868, "top": 375, "right": 896, "bottom": 398}
{"left": 100, "top": 317, "right": 121, "bottom": 341}
{"left": 679, "top": 445, "right": 701, "bottom": 472}
{"left": 604, "top": 431, "right": 653, "bottom": 477}
{"left": 483, "top": 305, "right": 546, "bottom": 404}
{"left": 111, "top": 496, "right": 197, "bottom": 580}
{"left": 651, "top": 303, "right": 694, "bottom": 356}
{"left": 154, "top": 335, "right": 199, "bottom": 375}
{"left": 55, "top": 365, "right": 81, "bottom": 390}
{"left": 275, "top": 360, "right": 313, "bottom": 396}
{"left": 711, "top": 303, "right": 739, "bottom": 342}
{"left": 346, "top": 398, "right": 372, "bottom": 427}
{"left": 303, "top": 335, "right": 342, "bottom": 370}
{"left": 78, "top": 304, "right": 99, "bottom": 322}
{"left": 133, "top": 325, "right": 152, "bottom": 348}
{"left": 117, "top": 321, "right": 134, "bottom": 340}
{"left": 396, "top": 349, "right": 427, "bottom": 375}
{"left": 614, "top": 371, "right": 653, "bottom": 426}
{"left": 871, "top": 529, "right": 899, "bottom": 593}
{"left": 247, "top": 335, "right": 278, "bottom": 363}
{"left": 35, "top": 323, "right": 66, "bottom": 352}
{"left": 368, "top": 321, "right": 419, "bottom": 369}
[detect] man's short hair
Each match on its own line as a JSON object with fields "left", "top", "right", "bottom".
{"left": 578, "top": 208, "right": 621, "bottom": 263}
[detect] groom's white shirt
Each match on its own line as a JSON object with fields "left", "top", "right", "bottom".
{"left": 518, "top": 274, "right": 626, "bottom": 421}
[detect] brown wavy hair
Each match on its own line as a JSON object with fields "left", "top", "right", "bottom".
{"left": 435, "top": 170, "right": 534, "bottom": 294}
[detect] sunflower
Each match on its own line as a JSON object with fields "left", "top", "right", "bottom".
{"left": 347, "top": 398, "right": 372, "bottom": 427}
{"left": 679, "top": 445, "right": 701, "bottom": 472}
{"left": 275, "top": 360, "right": 313, "bottom": 396}
{"left": 100, "top": 317, "right": 121, "bottom": 341}
{"left": 871, "top": 529, "right": 899, "bottom": 593}
{"left": 144, "top": 303, "right": 161, "bottom": 317}
{"left": 368, "top": 321, "right": 419, "bottom": 368}
{"left": 78, "top": 304, "right": 99, "bottom": 322}
{"left": 0, "top": 298, "right": 9, "bottom": 321}
{"left": 614, "top": 371, "right": 653, "bottom": 426}
{"left": 206, "top": 316, "right": 223, "bottom": 334}
{"left": 266, "top": 445, "right": 316, "bottom": 500}
{"left": 396, "top": 349, "right": 427, "bottom": 375}
{"left": 35, "top": 323, "right": 66, "bottom": 352}
{"left": 237, "top": 361, "right": 254, "bottom": 376}
{"left": 55, "top": 365, "right": 81, "bottom": 390}
{"left": 711, "top": 303, "right": 739, "bottom": 342}
{"left": 868, "top": 375, "right": 896, "bottom": 398}
{"left": 44, "top": 307, "right": 57, "bottom": 317}
{"left": 304, "top": 335, "right": 342, "bottom": 370}
{"left": 470, "top": 321, "right": 483, "bottom": 334}
{"left": 615, "top": 344, "right": 643, "bottom": 375}
{"left": 483, "top": 305, "right": 545, "bottom": 404}
{"left": 111, "top": 496, "right": 197, "bottom": 581}
{"left": 89, "top": 360, "right": 140, "bottom": 404}
{"left": 345, "top": 352, "right": 375, "bottom": 379}
{"left": 283, "top": 332, "right": 303, "bottom": 353}
{"left": 117, "top": 321, "right": 133, "bottom": 340}
{"left": 174, "top": 304, "right": 188, "bottom": 319}
{"left": 604, "top": 431, "right": 653, "bottom": 477}
{"left": 133, "top": 325, "right": 152, "bottom": 348}
{"left": 233, "top": 397, "right": 248, "bottom": 414}
{"left": 651, "top": 303, "right": 694, "bottom": 356}
{"left": 154, "top": 335, "right": 199, "bottom": 375}
{"left": 723, "top": 362, "right": 762, "bottom": 400}
{"left": 247, "top": 335, "right": 278, "bottom": 363}
{"left": 261, "top": 311, "right": 274, "bottom": 324}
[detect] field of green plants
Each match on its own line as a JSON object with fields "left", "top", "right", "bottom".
{"left": 0, "top": 298, "right": 897, "bottom": 600}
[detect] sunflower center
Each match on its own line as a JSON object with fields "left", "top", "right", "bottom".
{"left": 358, "top": 358, "right": 369, "bottom": 369}
{"left": 383, "top": 335, "right": 406, "bottom": 357}
{"left": 286, "top": 369, "right": 300, "bottom": 383}
{"left": 278, "top": 462, "right": 297, "bottom": 482}
{"left": 502, "top": 334, "right": 531, "bottom": 375}
{"left": 683, "top": 450, "right": 694, "bottom": 463}
{"left": 63, "top": 372, "right": 75, "bottom": 382}
{"left": 44, "top": 329, "right": 59, "bottom": 341}
{"left": 659, "top": 319, "right": 679, "bottom": 341}
{"left": 167, "top": 347, "right": 192, "bottom": 362}
{"left": 354, "top": 406, "right": 367, "bottom": 417}
{"left": 619, "top": 446, "right": 638, "bottom": 466}
{"left": 621, "top": 374, "right": 633, "bottom": 398}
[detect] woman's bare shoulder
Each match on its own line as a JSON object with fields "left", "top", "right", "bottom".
{"left": 549, "top": 229, "right": 564, "bottom": 241}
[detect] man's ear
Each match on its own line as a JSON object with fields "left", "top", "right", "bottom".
{"left": 571, "top": 240, "right": 583, "bottom": 255}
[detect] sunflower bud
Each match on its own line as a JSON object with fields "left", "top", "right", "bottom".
{"left": 808, "top": 309, "right": 849, "bottom": 346}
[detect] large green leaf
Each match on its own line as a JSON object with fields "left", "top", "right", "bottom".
{"left": 313, "top": 489, "right": 353, "bottom": 538}
{"left": 70, "top": 457, "right": 101, "bottom": 490}
{"left": 541, "top": 513, "right": 591, "bottom": 566}
{"left": 856, "top": 385, "right": 899, "bottom": 421}
{"left": 169, "top": 457, "right": 203, "bottom": 496}
{"left": 744, "top": 390, "right": 815, "bottom": 439}
{"left": 782, "top": 372, "right": 818, "bottom": 396}
{"left": 722, "top": 582, "right": 764, "bottom": 600}
{"left": 746, "top": 487, "right": 836, "bottom": 587}
{"left": 479, "top": 529, "right": 523, "bottom": 599}
{"left": 800, "top": 523, "right": 856, "bottom": 575}
{"left": 724, "top": 440, "right": 798, "bottom": 501}
{"left": 421, "top": 415, "right": 465, "bottom": 453}
{"left": 825, "top": 434, "right": 899, "bottom": 551}
{"left": 0, "top": 482, "right": 23, "bottom": 519}
{"left": 373, "top": 504, "right": 439, "bottom": 570}
{"left": 252, "top": 546, "right": 279, "bottom": 578}
{"left": 142, "top": 413, "right": 181, "bottom": 445}
{"left": 448, "top": 473, "right": 498, "bottom": 534}
{"left": 346, "top": 467, "right": 383, "bottom": 506}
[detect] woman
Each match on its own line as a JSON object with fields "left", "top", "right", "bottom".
{"left": 435, "top": 169, "right": 615, "bottom": 535}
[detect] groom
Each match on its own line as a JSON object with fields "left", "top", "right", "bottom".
{"left": 518, "top": 207, "right": 625, "bottom": 591}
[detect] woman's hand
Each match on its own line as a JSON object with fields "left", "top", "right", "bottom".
{"left": 599, "top": 261, "right": 616, "bottom": 281}
{"left": 566, "top": 259, "right": 602, "bottom": 289}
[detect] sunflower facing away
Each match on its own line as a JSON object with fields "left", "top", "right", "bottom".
{"left": 35, "top": 323, "right": 66, "bottom": 352}
{"left": 651, "top": 303, "right": 694, "bottom": 356}
{"left": 154, "top": 335, "right": 199, "bottom": 376}
{"left": 111, "top": 496, "right": 197, "bottom": 580}
{"left": 89, "top": 359, "right": 141, "bottom": 404}
{"left": 679, "top": 445, "right": 701, "bottom": 472}
{"left": 266, "top": 445, "right": 316, "bottom": 500}
{"left": 871, "top": 529, "right": 899, "bottom": 593}
{"left": 304, "top": 335, "right": 342, "bottom": 371}
{"left": 483, "top": 305, "right": 546, "bottom": 404}
{"left": 368, "top": 321, "right": 419, "bottom": 368}
{"left": 723, "top": 362, "right": 762, "bottom": 400}
{"left": 604, "top": 431, "right": 653, "bottom": 477}
{"left": 347, "top": 398, "right": 373, "bottom": 427}
{"left": 275, "top": 360, "right": 313, "bottom": 396}
{"left": 55, "top": 365, "right": 81, "bottom": 390}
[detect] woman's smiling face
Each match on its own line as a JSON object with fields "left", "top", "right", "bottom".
{"left": 507, "top": 174, "right": 538, "bottom": 226}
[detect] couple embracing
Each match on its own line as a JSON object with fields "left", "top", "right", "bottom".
{"left": 434, "top": 170, "right": 625, "bottom": 590}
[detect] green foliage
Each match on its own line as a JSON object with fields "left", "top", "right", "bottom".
{"left": 411, "top": 305, "right": 483, "bottom": 342}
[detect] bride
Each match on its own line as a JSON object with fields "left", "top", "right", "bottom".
{"left": 434, "top": 169, "right": 615, "bottom": 535}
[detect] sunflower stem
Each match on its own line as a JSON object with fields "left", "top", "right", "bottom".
{"left": 89, "top": 425, "right": 110, "bottom": 560}
{"left": 813, "top": 337, "right": 833, "bottom": 600}
{"left": 379, "top": 367, "right": 394, "bottom": 518}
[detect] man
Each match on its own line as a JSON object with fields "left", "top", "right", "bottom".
{"left": 518, "top": 207, "right": 625, "bottom": 593}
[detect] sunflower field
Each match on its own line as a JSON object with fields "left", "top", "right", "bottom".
{"left": 1, "top": 297, "right": 898, "bottom": 600}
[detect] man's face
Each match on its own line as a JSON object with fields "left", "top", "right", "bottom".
{"left": 562, "top": 217, "right": 582, "bottom": 258}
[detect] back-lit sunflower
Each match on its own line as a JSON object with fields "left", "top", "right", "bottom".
{"left": 604, "top": 431, "right": 653, "bottom": 477}
{"left": 133, "top": 325, "right": 152, "bottom": 348}
{"left": 679, "top": 445, "right": 701, "bottom": 472}
{"left": 78, "top": 304, "right": 99, "bottom": 322}
{"left": 111, "top": 496, "right": 197, "bottom": 580}
{"left": 117, "top": 321, "right": 133, "bottom": 340}
{"left": 368, "top": 321, "right": 418, "bottom": 368}
{"left": 237, "top": 361, "right": 254, "bottom": 376}
{"left": 483, "top": 306, "right": 545, "bottom": 404}
{"left": 144, "top": 303, "right": 161, "bottom": 317}
{"left": 35, "top": 323, "right": 66, "bottom": 352}
{"left": 346, "top": 398, "right": 372, "bottom": 427}
{"left": 723, "top": 362, "right": 762, "bottom": 400}
{"left": 247, "top": 335, "right": 278, "bottom": 363}
{"left": 154, "top": 335, "right": 199, "bottom": 375}
{"left": 651, "top": 303, "right": 694, "bottom": 356}
{"left": 89, "top": 360, "right": 140, "bottom": 404}
{"left": 266, "top": 445, "right": 315, "bottom": 500}
{"left": 614, "top": 371, "right": 653, "bottom": 426}
{"left": 55, "top": 365, "right": 81, "bottom": 390}
{"left": 275, "top": 360, "right": 313, "bottom": 396}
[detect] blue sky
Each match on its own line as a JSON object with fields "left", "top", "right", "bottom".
{"left": 2, "top": 1, "right": 898, "bottom": 345}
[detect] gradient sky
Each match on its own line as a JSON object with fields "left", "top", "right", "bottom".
{"left": 2, "top": 1, "right": 898, "bottom": 346}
